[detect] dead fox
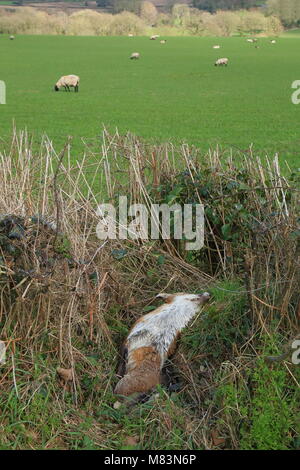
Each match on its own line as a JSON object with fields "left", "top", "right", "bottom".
{"left": 114, "top": 292, "right": 210, "bottom": 397}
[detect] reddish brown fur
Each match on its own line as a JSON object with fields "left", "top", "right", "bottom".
{"left": 166, "top": 333, "right": 180, "bottom": 357}
{"left": 114, "top": 346, "right": 161, "bottom": 396}
{"left": 162, "top": 295, "right": 175, "bottom": 304}
{"left": 114, "top": 292, "right": 210, "bottom": 397}
{"left": 115, "top": 334, "right": 181, "bottom": 396}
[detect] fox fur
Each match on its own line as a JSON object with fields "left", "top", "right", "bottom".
{"left": 114, "top": 292, "right": 210, "bottom": 397}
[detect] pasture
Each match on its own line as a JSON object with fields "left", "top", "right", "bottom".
{"left": 1, "top": 35, "right": 300, "bottom": 166}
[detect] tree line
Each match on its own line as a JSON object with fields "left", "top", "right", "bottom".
{"left": 95, "top": 0, "right": 300, "bottom": 30}
{"left": 96, "top": 0, "right": 265, "bottom": 15}
{"left": 266, "top": 0, "right": 300, "bottom": 27}
{"left": 192, "top": 1, "right": 263, "bottom": 13}
{"left": 0, "top": 4, "right": 282, "bottom": 36}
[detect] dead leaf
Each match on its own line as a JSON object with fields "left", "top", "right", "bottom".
{"left": 57, "top": 367, "right": 73, "bottom": 382}
{"left": 25, "top": 429, "right": 39, "bottom": 440}
{"left": 162, "top": 412, "right": 172, "bottom": 431}
{"left": 127, "top": 297, "right": 136, "bottom": 306}
{"left": 124, "top": 436, "right": 139, "bottom": 446}
{"left": 211, "top": 429, "right": 226, "bottom": 447}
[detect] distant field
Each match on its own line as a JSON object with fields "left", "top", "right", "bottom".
{"left": 282, "top": 29, "right": 300, "bottom": 37}
{"left": 1, "top": 35, "right": 300, "bottom": 166}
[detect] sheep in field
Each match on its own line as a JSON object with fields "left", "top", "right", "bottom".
{"left": 54, "top": 75, "right": 79, "bottom": 92}
{"left": 213, "top": 45, "right": 220, "bottom": 49}
{"left": 160, "top": 40, "right": 166, "bottom": 44}
{"left": 130, "top": 52, "right": 140, "bottom": 60}
{"left": 271, "top": 40, "right": 276, "bottom": 44}
{"left": 247, "top": 39, "right": 254, "bottom": 43}
{"left": 9, "top": 35, "right": 15, "bottom": 40}
{"left": 215, "top": 58, "right": 228, "bottom": 67}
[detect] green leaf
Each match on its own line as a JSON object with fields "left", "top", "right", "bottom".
{"left": 111, "top": 249, "right": 127, "bottom": 260}
{"left": 290, "top": 230, "right": 300, "bottom": 240}
{"left": 142, "top": 305, "right": 156, "bottom": 313}
{"left": 157, "top": 255, "right": 165, "bottom": 265}
{"left": 221, "top": 224, "right": 232, "bottom": 240}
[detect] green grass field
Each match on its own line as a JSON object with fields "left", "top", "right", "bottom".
{"left": 1, "top": 35, "right": 300, "bottom": 165}
{"left": 282, "top": 28, "right": 300, "bottom": 37}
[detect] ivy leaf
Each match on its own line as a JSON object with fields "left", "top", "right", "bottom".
{"left": 142, "top": 305, "right": 156, "bottom": 313}
{"left": 165, "top": 185, "right": 183, "bottom": 204}
{"left": 89, "top": 271, "right": 99, "bottom": 285}
{"left": 221, "top": 224, "right": 232, "bottom": 240}
{"left": 111, "top": 249, "right": 127, "bottom": 260}
{"left": 157, "top": 255, "right": 165, "bottom": 265}
{"left": 290, "top": 230, "right": 300, "bottom": 240}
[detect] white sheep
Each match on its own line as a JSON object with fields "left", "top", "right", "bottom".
{"left": 215, "top": 58, "right": 229, "bottom": 67}
{"left": 130, "top": 52, "right": 140, "bottom": 60}
{"left": 9, "top": 35, "right": 15, "bottom": 40}
{"left": 150, "top": 35, "right": 159, "bottom": 40}
{"left": 128, "top": 33, "right": 134, "bottom": 37}
{"left": 54, "top": 74, "right": 80, "bottom": 92}
{"left": 160, "top": 40, "right": 166, "bottom": 44}
{"left": 247, "top": 39, "right": 254, "bottom": 43}
{"left": 213, "top": 45, "right": 220, "bottom": 49}
{"left": 271, "top": 40, "right": 276, "bottom": 44}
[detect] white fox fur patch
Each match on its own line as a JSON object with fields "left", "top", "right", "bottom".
{"left": 114, "top": 292, "right": 210, "bottom": 396}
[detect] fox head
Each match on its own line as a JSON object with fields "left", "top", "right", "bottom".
{"left": 156, "top": 292, "right": 210, "bottom": 306}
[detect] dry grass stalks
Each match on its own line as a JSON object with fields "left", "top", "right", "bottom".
{"left": 100, "top": 128, "right": 299, "bottom": 331}
{"left": 0, "top": 129, "right": 212, "bottom": 392}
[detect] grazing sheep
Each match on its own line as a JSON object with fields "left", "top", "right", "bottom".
{"left": 247, "top": 39, "right": 254, "bottom": 43}
{"left": 215, "top": 57, "right": 228, "bottom": 67}
{"left": 9, "top": 35, "right": 15, "bottom": 40}
{"left": 160, "top": 40, "right": 166, "bottom": 44}
{"left": 128, "top": 33, "right": 134, "bottom": 37}
{"left": 130, "top": 52, "right": 140, "bottom": 60}
{"left": 150, "top": 35, "right": 159, "bottom": 40}
{"left": 271, "top": 40, "right": 276, "bottom": 44}
{"left": 54, "top": 74, "right": 79, "bottom": 92}
{"left": 213, "top": 45, "right": 220, "bottom": 49}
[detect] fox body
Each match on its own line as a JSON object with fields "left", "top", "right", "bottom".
{"left": 114, "top": 292, "right": 210, "bottom": 396}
